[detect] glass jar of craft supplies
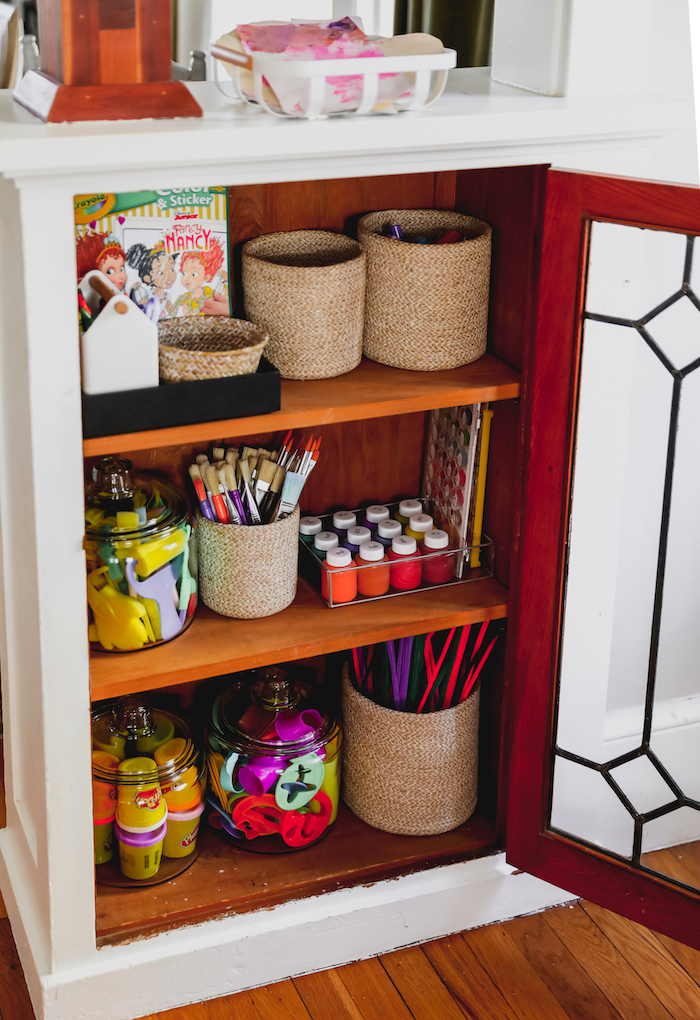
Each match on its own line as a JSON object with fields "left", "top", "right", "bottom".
{"left": 85, "top": 457, "right": 197, "bottom": 652}
{"left": 92, "top": 696, "right": 206, "bottom": 882}
{"left": 204, "top": 665, "right": 342, "bottom": 853}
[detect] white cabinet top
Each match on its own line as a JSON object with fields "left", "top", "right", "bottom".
{"left": 0, "top": 69, "right": 694, "bottom": 189}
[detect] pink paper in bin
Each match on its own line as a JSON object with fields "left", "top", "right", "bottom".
{"left": 214, "top": 19, "right": 453, "bottom": 118}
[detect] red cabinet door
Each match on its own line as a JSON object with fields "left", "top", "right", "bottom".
{"left": 507, "top": 168, "right": 700, "bottom": 946}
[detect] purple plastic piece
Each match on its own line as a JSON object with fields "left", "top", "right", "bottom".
{"left": 237, "top": 755, "right": 286, "bottom": 796}
{"left": 124, "top": 558, "right": 186, "bottom": 641}
{"left": 274, "top": 709, "right": 324, "bottom": 743}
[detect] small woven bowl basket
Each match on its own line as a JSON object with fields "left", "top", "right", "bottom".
{"left": 341, "top": 665, "right": 479, "bottom": 835}
{"left": 196, "top": 506, "right": 299, "bottom": 619}
{"left": 158, "top": 316, "right": 268, "bottom": 383}
{"left": 242, "top": 230, "right": 366, "bottom": 380}
{"left": 357, "top": 209, "right": 492, "bottom": 372}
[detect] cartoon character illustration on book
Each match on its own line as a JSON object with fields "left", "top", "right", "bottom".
{"left": 76, "top": 231, "right": 128, "bottom": 292}
{"left": 168, "top": 237, "right": 228, "bottom": 317}
{"left": 126, "top": 242, "right": 179, "bottom": 322}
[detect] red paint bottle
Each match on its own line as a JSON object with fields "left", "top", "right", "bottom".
{"left": 421, "top": 529, "right": 454, "bottom": 584}
{"left": 388, "top": 535, "right": 422, "bottom": 590}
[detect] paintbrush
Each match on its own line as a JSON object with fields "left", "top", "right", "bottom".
{"left": 274, "top": 470, "right": 307, "bottom": 521}
{"left": 195, "top": 453, "right": 209, "bottom": 467}
{"left": 254, "top": 457, "right": 277, "bottom": 506}
{"left": 212, "top": 447, "right": 225, "bottom": 461}
{"left": 201, "top": 463, "right": 229, "bottom": 524}
{"left": 260, "top": 464, "right": 286, "bottom": 523}
{"left": 188, "top": 464, "right": 215, "bottom": 521}
{"left": 237, "top": 459, "right": 261, "bottom": 524}
{"left": 215, "top": 463, "right": 243, "bottom": 524}
{"left": 223, "top": 463, "right": 247, "bottom": 524}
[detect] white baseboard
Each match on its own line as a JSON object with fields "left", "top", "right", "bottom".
{"left": 35, "top": 853, "right": 572, "bottom": 1020}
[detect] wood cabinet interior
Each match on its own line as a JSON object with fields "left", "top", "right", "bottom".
{"left": 89, "top": 164, "right": 546, "bottom": 946}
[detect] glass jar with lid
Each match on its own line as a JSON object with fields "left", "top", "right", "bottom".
{"left": 92, "top": 695, "right": 206, "bottom": 878}
{"left": 205, "top": 666, "right": 342, "bottom": 853}
{"left": 85, "top": 456, "right": 197, "bottom": 652}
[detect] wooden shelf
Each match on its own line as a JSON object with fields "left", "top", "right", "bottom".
{"left": 95, "top": 803, "right": 498, "bottom": 947}
{"left": 82, "top": 355, "right": 520, "bottom": 457}
{"left": 90, "top": 576, "right": 509, "bottom": 702}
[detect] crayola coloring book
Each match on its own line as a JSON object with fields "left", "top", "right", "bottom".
{"left": 74, "top": 188, "right": 231, "bottom": 326}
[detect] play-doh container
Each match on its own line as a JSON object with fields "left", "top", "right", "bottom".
{"left": 85, "top": 456, "right": 197, "bottom": 652}
{"left": 205, "top": 665, "right": 342, "bottom": 853}
{"left": 115, "top": 818, "right": 167, "bottom": 880}
{"left": 93, "top": 816, "right": 115, "bottom": 865}
{"left": 163, "top": 802, "right": 205, "bottom": 858}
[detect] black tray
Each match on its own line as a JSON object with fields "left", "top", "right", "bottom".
{"left": 82, "top": 357, "right": 281, "bottom": 439}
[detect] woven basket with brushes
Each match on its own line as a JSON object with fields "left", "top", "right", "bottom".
{"left": 197, "top": 506, "right": 299, "bottom": 619}
{"left": 242, "top": 230, "right": 366, "bottom": 380}
{"left": 357, "top": 209, "right": 491, "bottom": 372}
{"left": 158, "top": 316, "right": 268, "bottom": 383}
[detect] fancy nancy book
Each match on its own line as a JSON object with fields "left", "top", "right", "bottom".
{"left": 74, "top": 188, "right": 231, "bottom": 326}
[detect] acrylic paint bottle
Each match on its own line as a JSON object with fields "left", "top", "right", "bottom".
{"left": 321, "top": 546, "right": 357, "bottom": 604}
{"left": 312, "top": 531, "right": 339, "bottom": 561}
{"left": 421, "top": 529, "right": 454, "bottom": 584}
{"left": 361, "top": 504, "right": 390, "bottom": 534}
{"left": 299, "top": 516, "right": 323, "bottom": 544}
{"left": 375, "top": 519, "right": 402, "bottom": 549}
{"left": 331, "top": 510, "right": 357, "bottom": 537}
{"left": 405, "top": 513, "right": 433, "bottom": 545}
{"left": 344, "top": 525, "right": 371, "bottom": 554}
{"left": 388, "top": 535, "right": 422, "bottom": 590}
{"left": 355, "top": 541, "right": 390, "bottom": 597}
{"left": 394, "top": 499, "right": 423, "bottom": 526}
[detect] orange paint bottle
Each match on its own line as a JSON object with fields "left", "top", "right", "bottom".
{"left": 321, "top": 546, "right": 357, "bottom": 604}
{"left": 355, "top": 541, "right": 390, "bottom": 597}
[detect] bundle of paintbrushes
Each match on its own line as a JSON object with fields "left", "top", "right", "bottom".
{"left": 187, "top": 431, "right": 321, "bottom": 526}
{"left": 350, "top": 621, "right": 502, "bottom": 713}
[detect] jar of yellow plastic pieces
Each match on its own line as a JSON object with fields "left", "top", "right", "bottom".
{"left": 85, "top": 457, "right": 197, "bottom": 652}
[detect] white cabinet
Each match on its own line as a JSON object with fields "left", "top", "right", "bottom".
{"left": 0, "top": 49, "right": 696, "bottom": 1020}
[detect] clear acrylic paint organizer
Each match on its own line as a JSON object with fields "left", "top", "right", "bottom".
{"left": 212, "top": 44, "right": 457, "bottom": 119}
{"left": 299, "top": 499, "right": 494, "bottom": 608}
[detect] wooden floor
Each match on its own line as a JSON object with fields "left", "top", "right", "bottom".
{"left": 3, "top": 897, "right": 700, "bottom": 1020}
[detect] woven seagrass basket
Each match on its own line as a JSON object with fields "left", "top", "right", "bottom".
{"left": 242, "top": 230, "right": 366, "bottom": 380}
{"left": 158, "top": 316, "right": 268, "bottom": 383}
{"left": 197, "top": 506, "right": 299, "bottom": 619}
{"left": 357, "top": 209, "right": 491, "bottom": 372}
{"left": 341, "top": 666, "right": 479, "bottom": 835}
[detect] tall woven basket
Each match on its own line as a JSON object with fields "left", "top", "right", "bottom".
{"left": 357, "top": 209, "right": 491, "bottom": 372}
{"left": 341, "top": 667, "right": 480, "bottom": 835}
{"left": 197, "top": 507, "right": 299, "bottom": 619}
{"left": 242, "top": 230, "right": 366, "bottom": 380}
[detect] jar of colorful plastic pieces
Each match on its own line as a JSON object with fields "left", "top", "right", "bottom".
{"left": 92, "top": 696, "right": 206, "bottom": 878}
{"left": 85, "top": 457, "right": 197, "bottom": 652}
{"left": 205, "top": 666, "right": 342, "bottom": 853}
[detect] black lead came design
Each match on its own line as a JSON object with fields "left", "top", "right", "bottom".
{"left": 547, "top": 229, "right": 700, "bottom": 893}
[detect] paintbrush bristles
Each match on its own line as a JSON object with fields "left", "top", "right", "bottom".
{"left": 201, "top": 463, "right": 220, "bottom": 496}
{"left": 195, "top": 454, "right": 209, "bottom": 466}
{"left": 212, "top": 447, "right": 225, "bottom": 461}
{"left": 223, "top": 463, "right": 237, "bottom": 493}
{"left": 274, "top": 470, "right": 307, "bottom": 521}
{"left": 256, "top": 458, "right": 277, "bottom": 488}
